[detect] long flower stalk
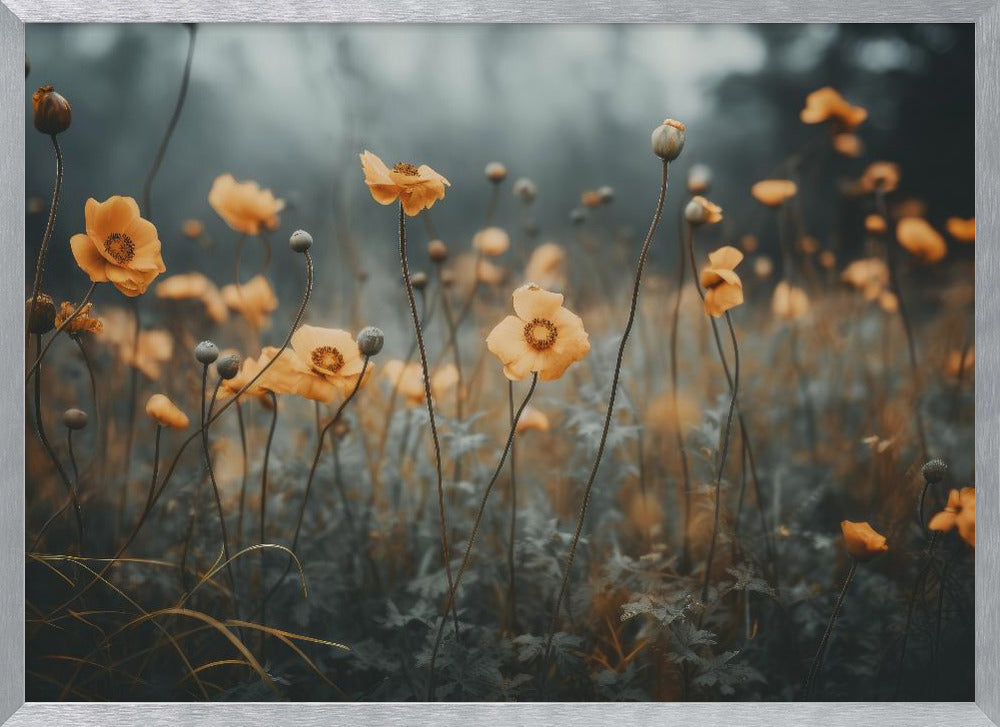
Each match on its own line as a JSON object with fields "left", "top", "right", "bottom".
{"left": 540, "top": 158, "right": 670, "bottom": 679}
{"left": 26, "top": 133, "right": 64, "bottom": 351}
{"left": 804, "top": 560, "right": 858, "bottom": 699}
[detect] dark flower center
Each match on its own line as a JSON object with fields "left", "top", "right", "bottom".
{"left": 523, "top": 318, "right": 558, "bottom": 351}
{"left": 392, "top": 162, "right": 420, "bottom": 177}
{"left": 311, "top": 345, "right": 344, "bottom": 374}
{"left": 104, "top": 232, "right": 135, "bottom": 265}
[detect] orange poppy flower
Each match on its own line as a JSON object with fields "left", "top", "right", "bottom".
{"left": 878, "top": 291, "right": 899, "bottom": 314}
{"left": 359, "top": 150, "right": 450, "bottom": 216}
{"left": 155, "top": 272, "right": 228, "bottom": 324}
{"left": 486, "top": 283, "right": 590, "bottom": 382}
{"left": 208, "top": 173, "right": 284, "bottom": 236}
{"left": 929, "top": 488, "right": 975, "bottom": 548}
{"left": 515, "top": 405, "right": 550, "bottom": 435}
{"left": 181, "top": 219, "right": 204, "bottom": 239}
{"left": 751, "top": 179, "right": 797, "bottom": 208}
{"left": 800, "top": 87, "right": 868, "bottom": 131}
{"left": 524, "top": 243, "right": 567, "bottom": 292}
{"left": 290, "top": 325, "right": 371, "bottom": 397}
{"left": 145, "top": 394, "right": 189, "bottom": 429}
{"left": 473, "top": 227, "right": 510, "bottom": 257}
{"left": 55, "top": 301, "right": 103, "bottom": 335}
{"left": 121, "top": 329, "right": 174, "bottom": 381}
{"left": 70, "top": 196, "right": 166, "bottom": 297}
{"left": 580, "top": 190, "right": 604, "bottom": 209}
{"left": 771, "top": 281, "right": 810, "bottom": 320}
{"left": 220, "top": 354, "right": 271, "bottom": 404}
{"left": 946, "top": 217, "right": 975, "bottom": 243}
{"left": 700, "top": 246, "right": 744, "bottom": 318}
{"left": 858, "top": 162, "right": 900, "bottom": 194}
{"left": 840, "top": 520, "right": 888, "bottom": 562}
{"left": 254, "top": 346, "right": 341, "bottom": 403}
{"left": 684, "top": 196, "right": 723, "bottom": 226}
{"left": 383, "top": 360, "right": 425, "bottom": 406}
{"left": 897, "top": 217, "right": 947, "bottom": 263}
{"left": 221, "top": 275, "right": 279, "bottom": 330}
{"left": 741, "top": 234, "right": 759, "bottom": 254}
{"left": 475, "top": 258, "right": 506, "bottom": 286}
{"left": 818, "top": 251, "right": 836, "bottom": 269}
{"left": 753, "top": 256, "right": 773, "bottom": 279}
{"left": 431, "top": 363, "right": 460, "bottom": 401}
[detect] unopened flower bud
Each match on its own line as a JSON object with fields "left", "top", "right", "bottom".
{"left": 63, "top": 408, "right": 88, "bottom": 430}
{"left": 357, "top": 326, "right": 384, "bottom": 357}
{"left": 410, "top": 271, "right": 428, "bottom": 291}
{"left": 26, "top": 293, "right": 56, "bottom": 334}
{"left": 684, "top": 196, "right": 723, "bottom": 226}
{"left": 921, "top": 459, "right": 948, "bottom": 485}
{"left": 195, "top": 340, "right": 219, "bottom": 365}
{"left": 569, "top": 208, "right": 587, "bottom": 226}
{"left": 428, "top": 239, "right": 448, "bottom": 262}
{"left": 597, "top": 185, "right": 615, "bottom": 204}
{"left": 485, "top": 162, "right": 507, "bottom": 183}
{"left": 651, "top": 118, "right": 685, "bottom": 161}
{"left": 32, "top": 86, "right": 72, "bottom": 136}
{"left": 289, "top": 229, "right": 313, "bottom": 253}
{"left": 512, "top": 177, "right": 537, "bottom": 204}
{"left": 216, "top": 353, "right": 240, "bottom": 380}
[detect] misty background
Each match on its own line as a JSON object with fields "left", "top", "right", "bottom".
{"left": 25, "top": 23, "right": 974, "bottom": 329}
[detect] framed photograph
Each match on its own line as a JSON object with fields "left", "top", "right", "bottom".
{"left": 3, "top": 3, "right": 997, "bottom": 725}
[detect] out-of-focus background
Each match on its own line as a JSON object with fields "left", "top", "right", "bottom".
{"left": 26, "top": 23, "right": 974, "bottom": 318}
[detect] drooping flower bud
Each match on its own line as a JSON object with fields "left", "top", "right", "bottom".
{"left": 651, "top": 119, "right": 685, "bottom": 161}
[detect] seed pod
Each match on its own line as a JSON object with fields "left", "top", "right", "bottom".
{"left": 428, "top": 239, "right": 448, "bottom": 262}
{"left": 63, "top": 408, "right": 88, "bottom": 430}
{"left": 194, "top": 340, "right": 219, "bottom": 365}
{"left": 289, "top": 229, "right": 313, "bottom": 253}
{"left": 26, "top": 293, "right": 56, "bottom": 334}
{"left": 216, "top": 353, "right": 241, "bottom": 380}
{"left": 357, "top": 326, "right": 384, "bottom": 357}
{"left": 921, "top": 459, "right": 948, "bottom": 485}
{"left": 410, "top": 271, "right": 428, "bottom": 291}
{"left": 32, "top": 86, "right": 72, "bottom": 136}
{"left": 651, "top": 118, "right": 685, "bottom": 161}
{"left": 485, "top": 162, "right": 507, "bottom": 183}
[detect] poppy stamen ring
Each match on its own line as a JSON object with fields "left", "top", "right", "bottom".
{"left": 392, "top": 162, "right": 420, "bottom": 177}
{"left": 524, "top": 317, "right": 558, "bottom": 351}
{"left": 311, "top": 345, "right": 345, "bottom": 374}
{"left": 104, "top": 232, "right": 135, "bottom": 265}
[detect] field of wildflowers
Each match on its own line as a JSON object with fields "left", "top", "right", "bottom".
{"left": 24, "top": 24, "right": 975, "bottom": 702}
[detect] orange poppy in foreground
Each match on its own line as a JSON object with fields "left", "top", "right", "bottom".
{"left": 70, "top": 196, "right": 166, "bottom": 296}
{"left": 208, "top": 174, "right": 284, "bottom": 236}
{"left": 486, "top": 283, "right": 590, "bottom": 382}
{"left": 700, "top": 246, "right": 745, "bottom": 318}
{"left": 841, "top": 520, "right": 888, "bottom": 562}
{"left": 290, "top": 325, "right": 371, "bottom": 397}
{"left": 360, "top": 150, "right": 450, "bottom": 216}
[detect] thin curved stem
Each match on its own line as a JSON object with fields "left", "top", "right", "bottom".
{"left": 804, "top": 560, "right": 857, "bottom": 699}
{"left": 893, "top": 532, "right": 941, "bottom": 698}
{"left": 26, "top": 134, "right": 63, "bottom": 350}
{"left": 235, "top": 401, "right": 249, "bottom": 549}
{"left": 25, "top": 283, "right": 97, "bottom": 384}
{"left": 699, "top": 312, "right": 740, "bottom": 608}
{"left": 142, "top": 24, "right": 196, "bottom": 220}
{"left": 200, "top": 369, "right": 239, "bottom": 616}
{"left": 506, "top": 379, "right": 519, "bottom": 631}
{"left": 875, "top": 188, "right": 929, "bottom": 461}
{"left": 30, "top": 334, "right": 83, "bottom": 553}
{"left": 72, "top": 335, "right": 102, "bottom": 474}
{"left": 426, "top": 373, "right": 538, "bottom": 700}
{"left": 539, "top": 159, "right": 670, "bottom": 681}
{"left": 259, "top": 391, "right": 279, "bottom": 547}
{"left": 669, "top": 214, "right": 692, "bottom": 572}
{"left": 397, "top": 202, "right": 457, "bottom": 636}
{"left": 258, "top": 358, "right": 370, "bottom": 610}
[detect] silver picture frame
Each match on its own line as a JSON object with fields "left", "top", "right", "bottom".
{"left": 2, "top": 3, "right": 997, "bottom": 724}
